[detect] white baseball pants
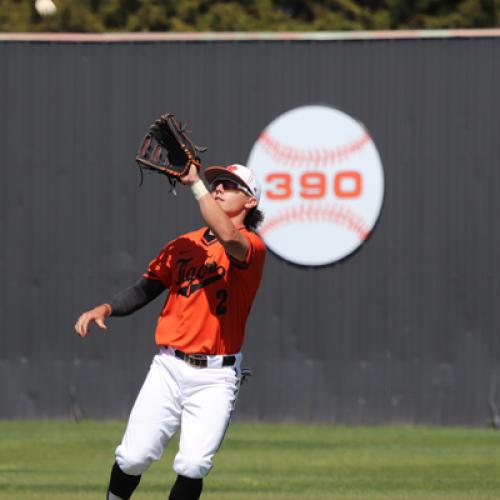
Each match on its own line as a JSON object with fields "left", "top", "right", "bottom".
{"left": 115, "top": 347, "right": 241, "bottom": 479}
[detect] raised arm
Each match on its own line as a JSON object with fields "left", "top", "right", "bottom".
{"left": 180, "top": 164, "right": 255, "bottom": 261}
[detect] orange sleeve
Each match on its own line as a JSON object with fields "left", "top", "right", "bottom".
{"left": 144, "top": 242, "right": 174, "bottom": 288}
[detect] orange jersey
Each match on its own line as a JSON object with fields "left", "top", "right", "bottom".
{"left": 144, "top": 226, "right": 266, "bottom": 355}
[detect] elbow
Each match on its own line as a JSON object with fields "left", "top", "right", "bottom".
{"left": 217, "top": 227, "right": 241, "bottom": 246}
{"left": 217, "top": 228, "right": 248, "bottom": 261}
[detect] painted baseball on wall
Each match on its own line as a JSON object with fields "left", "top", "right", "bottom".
{"left": 247, "top": 105, "right": 385, "bottom": 266}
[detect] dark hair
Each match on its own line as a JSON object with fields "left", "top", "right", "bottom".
{"left": 244, "top": 207, "right": 264, "bottom": 232}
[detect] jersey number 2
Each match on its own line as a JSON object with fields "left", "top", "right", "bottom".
{"left": 216, "top": 289, "right": 228, "bottom": 315}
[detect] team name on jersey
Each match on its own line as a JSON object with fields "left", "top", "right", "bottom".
{"left": 176, "top": 258, "right": 226, "bottom": 297}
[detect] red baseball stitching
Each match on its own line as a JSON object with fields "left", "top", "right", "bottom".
{"left": 259, "top": 204, "right": 370, "bottom": 240}
{"left": 258, "top": 131, "right": 371, "bottom": 168}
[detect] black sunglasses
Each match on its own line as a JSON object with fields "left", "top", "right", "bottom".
{"left": 209, "top": 179, "right": 249, "bottom": 195}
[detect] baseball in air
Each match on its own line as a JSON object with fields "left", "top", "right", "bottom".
{"left": 247, "top": 105, "right": 385, "bottom": 266}
{"left": 35, "top": 0, "right": 57, "bottom": 16}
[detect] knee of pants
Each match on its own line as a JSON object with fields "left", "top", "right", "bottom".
{"left": 173, "top": 453, "right": 213, "bottom": 479}
{"left": 115, "top": 443, "right": 155, "bottom": 476}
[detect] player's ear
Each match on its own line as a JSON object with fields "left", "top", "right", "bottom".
{"left": 244, "top": 197, "right": 257, "bottom": 210}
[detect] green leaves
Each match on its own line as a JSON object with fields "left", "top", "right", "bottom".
{"left": 0, "top": 0, "right": 498, "bottom": 32}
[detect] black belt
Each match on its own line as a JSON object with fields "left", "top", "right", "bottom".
{"left": 168, "top": 348, "right": 236, "bottom": 368}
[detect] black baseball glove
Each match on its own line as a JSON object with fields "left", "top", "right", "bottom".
{"left": 136, "top": 113, "right": 206, "bottom": 191}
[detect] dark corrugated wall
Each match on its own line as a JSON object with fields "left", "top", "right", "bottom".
{"left": 1, "top": 37, "right": 499, "bottom": 425}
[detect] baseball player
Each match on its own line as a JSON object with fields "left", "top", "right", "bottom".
{"left": 75, "top": 163, "right": 266, "bottom": 500}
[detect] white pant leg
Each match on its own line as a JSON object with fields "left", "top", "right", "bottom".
{"left": 173, "top": 365, "right": 240, "bottom": 479}
{"left": 115, "top": 353, "right": 182, "bottom": 475}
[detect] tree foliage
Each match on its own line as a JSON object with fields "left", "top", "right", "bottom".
{"left": 0, "top": 0, "right": 498, "bottom": 32}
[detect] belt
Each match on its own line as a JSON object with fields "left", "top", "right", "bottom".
{"left": 169, "top": 348, "right": 236, "bottom": 368}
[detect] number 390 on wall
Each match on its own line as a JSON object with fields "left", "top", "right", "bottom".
{"left": 265, "top": 171, "right": 362, "bottom": 200}
{"left": 246, "top": 105, "right": 385, "bottom": 266}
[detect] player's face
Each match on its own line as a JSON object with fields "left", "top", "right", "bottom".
{"left": 210, "top": 179, "right": 255, "bottom": 216}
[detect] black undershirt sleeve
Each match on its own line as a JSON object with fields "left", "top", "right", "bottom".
{"left": 108, "top": 276, "right": 166, "bottom": 317}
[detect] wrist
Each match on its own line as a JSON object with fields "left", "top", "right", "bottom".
{"left": 190, "top": 179, "right": 209, "bottom": 201}
{"left": 101, "top": 303, "right": 112, "bottom": 316}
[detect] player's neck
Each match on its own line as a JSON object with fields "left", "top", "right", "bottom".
{"left": 229, "top": 212, "right": 246, "bottom": 229}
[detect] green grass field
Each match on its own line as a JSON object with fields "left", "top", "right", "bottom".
{"left": 0, "top": 420, "right": 499, "bottom": 499}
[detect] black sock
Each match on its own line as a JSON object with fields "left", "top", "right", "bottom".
{"left": 168, "top": 475, "right": 203, "bottom": 500}
{"left": 107, "top": 461, "right": 141, "bottom": 499}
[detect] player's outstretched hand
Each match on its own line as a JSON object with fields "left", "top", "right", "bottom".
{"left": 75, "top": 304, "right": 111, "bottom": 337}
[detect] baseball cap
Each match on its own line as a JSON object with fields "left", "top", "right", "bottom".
{"left": 204, "top": 164, "right": 261, "bottom": 203}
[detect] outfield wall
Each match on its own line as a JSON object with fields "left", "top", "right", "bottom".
{"left": 1, "top": 31, "right": 500, "bottom": 425}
